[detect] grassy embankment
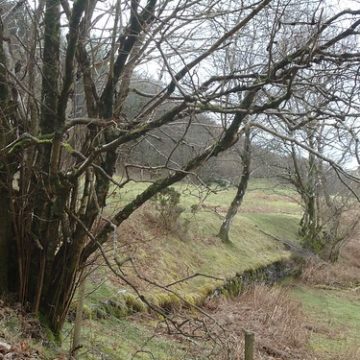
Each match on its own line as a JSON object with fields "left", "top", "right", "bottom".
{"left": 88, "top": 179, "right": 300, "bottom": 310}
{"left": 2, "top": 179, "right": 360, "bottom": 359}
{"left": 68, "top": 179, "right": 302, "bottom": 359}
{"left": 76, "top": 179, "right": 360, "bottom": 359}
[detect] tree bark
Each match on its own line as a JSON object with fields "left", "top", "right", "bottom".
{"left": 0, "top": 17, "right": 16, "bottom": 293}
{"left": 218, "top": 127, "right": 251, "bottom": 243}
{"left": 0, "top": 186, "right": 13, "bottom": 293}
{"left": 72, "top": 272, "right": 86, "bottom": 357}
{"left": 299, "top": 128, "right": 322, "bottom": 251}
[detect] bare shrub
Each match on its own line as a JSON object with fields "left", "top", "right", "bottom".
{"left": 240, "top": 286, "right": 309, "bottom": 353}
{"left": 341, "top": 238, "right": 360, "bottom": 269}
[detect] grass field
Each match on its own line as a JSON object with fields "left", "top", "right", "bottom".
{"left": 3, "top": 179, "right": 359, "bottom": 359}
{"left": 62, "top": 317, "right": 188, "bottom": 360}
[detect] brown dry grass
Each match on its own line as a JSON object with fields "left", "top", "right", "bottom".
{"left": 301, "top": 237, "right": 360, "bottom": 289}
{"left": 341, "top": 236, "right": 360, "bottom": 269}
{"left": 301, "top": 258, "right": 360, "bottom": 288}
{"left": 193, "top": 285, "right": 314, "bottom": 359}
{"left": 0, "top": 300, "right": 46, "bottom": 359}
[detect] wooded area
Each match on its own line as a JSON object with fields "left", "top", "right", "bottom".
{"left": 1, "top": 0, "right": 360, "bottom": 338}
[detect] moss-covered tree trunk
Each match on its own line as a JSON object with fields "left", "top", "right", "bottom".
{"left": 218, "top": 127, "right": 251, "bottom": 243}
{"left": 298, "top": 128, "right": 323, "bottom": 252}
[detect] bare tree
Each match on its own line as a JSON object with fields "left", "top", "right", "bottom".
{"left": 0, "top": 0, "right": 360, "bottom": 336}
{"left": 277, "top": 120, "right": 359, "bottom": 260}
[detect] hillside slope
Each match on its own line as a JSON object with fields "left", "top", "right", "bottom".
{"left": 70, "top": 180, "right": 302, "bottom": 358}
{"left": 1, "top": 180, "right": 360, "bottom": 359}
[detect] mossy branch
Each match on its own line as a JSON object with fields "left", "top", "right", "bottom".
{"left": 2, "top": 133, "right": 75, "bottom": 155}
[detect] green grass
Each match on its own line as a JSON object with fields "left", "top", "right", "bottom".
{"left": 63, "top": 317, "right": 188, "bottom": 360}
{"left": 90, "top": 189, "right": 300, "bottom": 299}
{"left": 293, "top": 286, "right": 360, "bottom": 357}
{"left": 242, "top": 213, "right": 301, "bottom": 243}
{"left": 105, "top": 179, "right": 301, "bottom": 216}
{"left": 69, "top": 180, "right": 303, "bottom": 359}
{"left": 86, "top": 180, "right": 303, "bottom": 309}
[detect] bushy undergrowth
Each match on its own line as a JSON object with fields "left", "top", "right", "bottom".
{"left": 151, "top": 187, "right": 183, "bottom": 229}
{"left": 0, "top": 300, "right": 53, "bottom": 359}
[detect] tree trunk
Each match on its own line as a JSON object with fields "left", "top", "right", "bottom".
{"left": 0, "top": 18, "right": 16, "bottom": 294}
{"left": 299, "top": 128, "right": 323, "bottom": 252}
{"left": 72, "top": 272, "right": 86, "bottom": 357}
{"left": 0, "top": 187, "right": 13, "bottom": 293}
{"left": 218, "top": 127, "right": 251, "bottom": 243}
